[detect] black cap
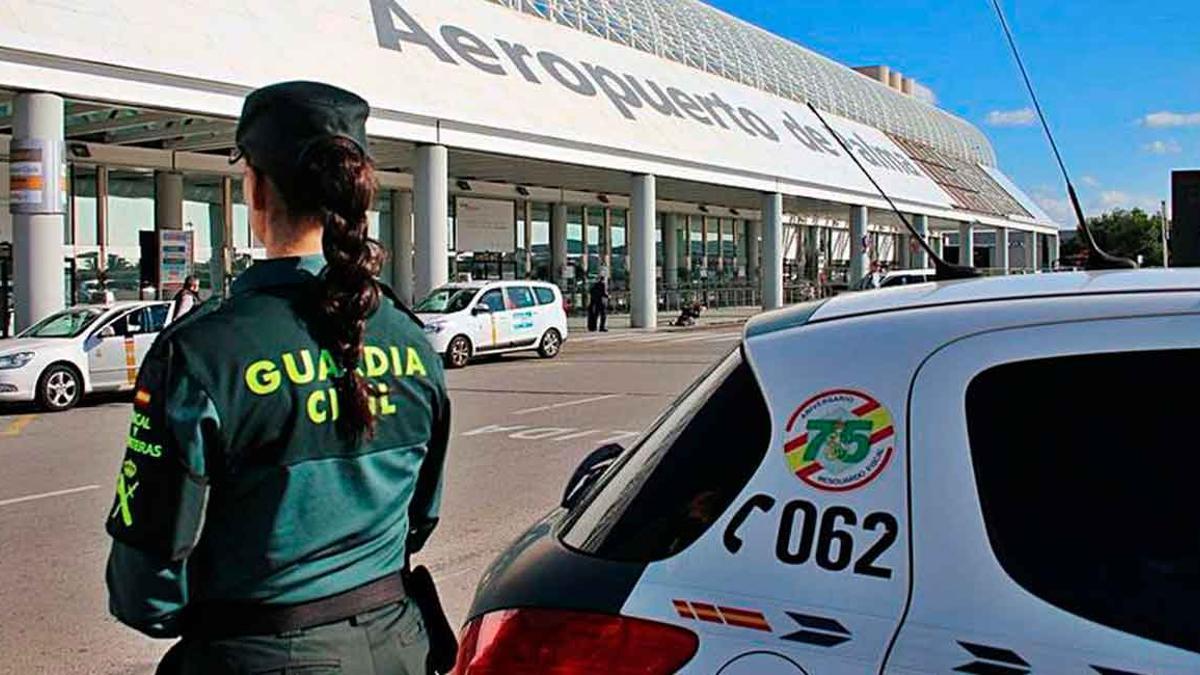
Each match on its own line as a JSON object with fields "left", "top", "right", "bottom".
{"left": 232, "top": 81, "right": 371, "bottom": 185}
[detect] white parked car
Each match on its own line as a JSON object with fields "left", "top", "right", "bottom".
{"left": 415, "top": 280, "right": 568, "bottom": 369}
{"left": 457, "top": 270, "right": 1200, "bottom": 674}
{"left": 0, "top": 301, "right": 173, "bottom": 411}
{"left": 852, "top": 268, "right": 937, "bottom": 291}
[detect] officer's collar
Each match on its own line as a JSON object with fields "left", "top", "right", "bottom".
{"left": 232, "top": 254, "right": 326, "bottom": 294}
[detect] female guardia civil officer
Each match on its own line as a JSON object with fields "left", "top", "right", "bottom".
{"left": 103, "top": 82, "right": 452, "bottom": 674}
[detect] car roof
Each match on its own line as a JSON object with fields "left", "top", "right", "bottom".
{"left": 749, "top": 269, "right": 1200, "bottom": 336}
{"left": 885, "top": 268, "right": 935, "bottom": 277}
{"left": 443, "top": 280, "right": 558, "bottom": 289}
{"left": 73, "top": 300, "right": 167, "bottom": 312}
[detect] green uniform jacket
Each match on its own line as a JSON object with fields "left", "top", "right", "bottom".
{"left": 104, "top": 255, "right": 450, "bottom": 638}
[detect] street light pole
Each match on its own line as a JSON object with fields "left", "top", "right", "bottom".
{"left": 1161, "top": 200, "right": 1170, "bottom": 268}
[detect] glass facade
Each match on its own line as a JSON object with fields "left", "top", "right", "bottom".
{"left": 105, "top": 169, "right": 155, "bottom": 300}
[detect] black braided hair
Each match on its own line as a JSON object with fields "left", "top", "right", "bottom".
{"left": 259, "top": 137, "right": 384, "bottom": 437}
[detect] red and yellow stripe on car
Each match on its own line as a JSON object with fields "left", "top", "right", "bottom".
{"left": 123, "top": 337, "right": 138, "bottom": 385}
{"left": 671, "top": 599, "right": 772, "bottom": 633}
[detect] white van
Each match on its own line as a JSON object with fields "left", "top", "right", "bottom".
{"left": 415, "top": 280, "right": 568, "bottom": 369}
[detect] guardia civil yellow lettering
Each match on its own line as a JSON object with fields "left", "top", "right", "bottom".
{"left": 126, "top": 434, "right": 162, "bottom": 458}
{"left": 244, "top": 344, "right": 429, "bottom": 427}
{"left": 130, "top": 411, "right": 152, "bottom": 437}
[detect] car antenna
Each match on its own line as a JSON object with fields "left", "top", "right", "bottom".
{"left": 988, "top": 0, "right": 1136, "bottom": 270}
{"left": 805, "top": 101, "right": 979, "bottom": 281}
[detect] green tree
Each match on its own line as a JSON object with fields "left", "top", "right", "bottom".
{"left": 1064, "top": 208, "right": 1166, "bottom": 267}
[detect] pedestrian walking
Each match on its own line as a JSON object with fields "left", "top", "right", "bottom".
{"left": 170, "top": 275, "right": 200, "bottom": 319}
{"left": 104, "top": 82, "right": 455, "bottom": 675}
{"left": 588, "top": 274, "right": 610, "bottom": 332}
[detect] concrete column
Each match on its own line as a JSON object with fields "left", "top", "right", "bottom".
{"left": 849, "top": 205, "right": 869, "bottom": 286}
{"left": 205, "top": 176, "right": 233, "bottom": 299}
{"left": 1028, "top": 231, "right": 1040, "bottom": 272}
{"left": 699, "top": 216, "right": 708, "bottom": 273}
{"left": 391, "top": 190, "right": 414, "bottom": 303}
{"left": 994, "top": 226, "right": 1010, "bottom": 275}
{"left": 747, "top": 218, "right": 761, "bottom": 285}
{"left": 154, "top": 171, "right": 184, "bottom": 231}
{"left": 12, "top": 93, "right": 65, "bottom": 330}
{"left": 550, "top": 202, "right": 567, "bottom": 284}
{"left": 663, "top": 213, "right": 680, "bottom": 287}
{"left": 521, "top": 201, "right": 533, "bottom": 276}
{"left": 761, "top": 193, "right": 784, "bottom": 310}
{"left": 1047, "top": 233, "right": 1059, "bottom": 270}
{"left": 580, "top": 207, "right": 591, "bottom": 276}
{"left": 912, "top": 214, "right": 929, "bottom": 269}
{"left": 414, "top": 144, "right": 448, "bottom": 300}
{"left": 958, "top": 222, "right": 975, "bottom": 268}
{"left": 629, "top": 174, "right": 657, "bottom": 329}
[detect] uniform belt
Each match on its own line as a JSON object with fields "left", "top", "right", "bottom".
{"left": 183, "top": 572, "right": 407, "bottom": 639}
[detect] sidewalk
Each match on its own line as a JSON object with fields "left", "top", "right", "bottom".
{"left": 566, "top": 306, "right": 761, "bottom": 333}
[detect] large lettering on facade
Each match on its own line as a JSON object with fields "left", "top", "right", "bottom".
{"left": 369, "top": 0, "right": 923, "bottom": 177}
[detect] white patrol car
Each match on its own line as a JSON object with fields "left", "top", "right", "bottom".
{"left": 455, "top": 270, "right": 1200, "bottom": 674}
{"left": 0, "top": 301, "right": 174, "bottom": 412}
{"left": 415, "top": 280, "right": 568, "bottom": 369}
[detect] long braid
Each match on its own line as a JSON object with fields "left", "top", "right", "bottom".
{"left": 301, "top": 138, "right": 383, "bottom": 437}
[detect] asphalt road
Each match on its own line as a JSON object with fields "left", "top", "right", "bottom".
{"left": 0, "top": 325, "right": 741, "bottom": 674}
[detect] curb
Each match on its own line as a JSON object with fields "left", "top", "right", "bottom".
{"left": 569, "top": 316, "right": 752, "bottom": 335}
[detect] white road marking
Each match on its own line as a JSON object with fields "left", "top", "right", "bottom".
{"left": 628, "top": 334, "right": 680, "bottom": 343}
{"left": 509, "top": 427, "right": 577, "bottom": 440}
{"left": 460, "top": 424, "right": 640, "bottom": 446}
{"left": 0, "top": 484, "right": 101, "bottom": 508}
{"left": 434, "top": 567, "right": 477, "bottom": 583}
{"left": 672, "top": 332, "right": 737, "bottom": 343}
{"left": 571, "top": 330, "right": 742, "bottom": 346}
{"left": 512, "top": 394, "right": 620, "bottom": 416}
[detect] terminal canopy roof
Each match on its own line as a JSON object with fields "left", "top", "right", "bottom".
{"left": 0, "top": 0, "right": 1056, "bottom": 232}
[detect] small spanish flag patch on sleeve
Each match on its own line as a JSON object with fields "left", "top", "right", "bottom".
{"left": 134, "top": 389, "right": 152, "bottom": 407}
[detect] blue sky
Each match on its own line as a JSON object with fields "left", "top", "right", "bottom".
{"left": 706, "top": 0, "right": 1200, "bottom": 227}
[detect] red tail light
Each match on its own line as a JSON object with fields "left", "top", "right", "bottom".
{"left": 453, "top": 608, "right": 699, "bottom": 675}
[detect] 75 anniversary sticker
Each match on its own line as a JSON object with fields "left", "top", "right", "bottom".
{"left": 783, "top": 389, "right": 895, "bottom": 492}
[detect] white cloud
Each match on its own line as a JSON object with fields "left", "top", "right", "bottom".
{"left": 1141, "top": 139, "right": 1182, "bottom": 155}
{"left": 1098, "top": 190, "right": 1130, "bottom": 208}
{"left": 1098, "top": 190, "right": 1161, "bottom": 213}
{"left": 1140, "top": 111, "right": 1200, "bottom": 128}
{"left": 1034, "top": 188, "right": 1161, "bottom": 224}
{"left": 1034, "top": 193, "right": 1074, "bottom": 225}
{"left": 986, "top": 107, "right": 1037, "bottom": 127}
{"left": 1081, "top": 175, "right": 1100, "bottom": 187}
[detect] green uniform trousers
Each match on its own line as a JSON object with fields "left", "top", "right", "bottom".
{"left": 162, "top": 599, "right": 429, "bottom": 675}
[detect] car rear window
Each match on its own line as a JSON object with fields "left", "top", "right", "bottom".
{"left": 967, "top": 349, "right": 1200, "bottom": 654}
{"left": 560, "top": 349, "right": 770, "bottom": 562}
{"left": 534, "top": 287, "right": 557, "bottom": 305}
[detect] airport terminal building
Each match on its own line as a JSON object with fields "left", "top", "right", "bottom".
{"left": 0, "top": 0, "right": 1059, "bottom": 329}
